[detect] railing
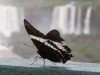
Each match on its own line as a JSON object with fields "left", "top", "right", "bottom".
{"left": 0, "top": 58, "right": 100, "bottom": 75}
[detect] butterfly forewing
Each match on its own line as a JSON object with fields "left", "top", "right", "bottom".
{"left": 24, "top": 19, "right": 45, "bottom": 38}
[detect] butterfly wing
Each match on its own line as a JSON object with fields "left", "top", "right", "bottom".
{"left": 46, "top": 29, "right": 71, "bottom": 53}
{"left": 46, "top": 30, "right": 73, "bottom": 62}
{"left": 46, "top": 29, "right": 64, "bottom": 43}
{"left": 24, "top": 19, "right": 45, "bottom": 38}
{"left": 24, "top": 19, "right": 46, "bottom": 51}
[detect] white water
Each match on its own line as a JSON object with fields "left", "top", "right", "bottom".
{"left": 50, "top": 2, "right": 92, "bottom": 35}
{"left": 0, "top": 5, "right": 20, "bottom": 37}
{"left": 75, "top": 6, "right": 82, "bottom": 35}
{"left": 0, "top": 5, "right": 21, "bottom": 51}
{"left": 83, "top": 6, "right": 92, "bottom": 35}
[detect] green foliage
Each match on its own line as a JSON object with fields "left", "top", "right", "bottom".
{"left": 72, "top": 43, "right": 100, "bottom": 63}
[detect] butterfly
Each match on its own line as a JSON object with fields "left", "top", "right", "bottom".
{"left": 24, "top": 19, "right": 73, "bottom": 65}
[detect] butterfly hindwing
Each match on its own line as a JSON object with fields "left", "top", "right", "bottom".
{"left": 46, "top": 29, "right": 64, "bottom": 43}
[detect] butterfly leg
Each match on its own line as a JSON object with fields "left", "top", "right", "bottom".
{"left": 43, "top": 58, "right": 45, "bottom": 66}
{"left": 51, "top": 61, "right": 56, "bottom": 65}
{"left": 31, "top": 53, "right": 43, "bottom": 65}
{"left": 31, "top": 53, "right": 39, "bottom": 65}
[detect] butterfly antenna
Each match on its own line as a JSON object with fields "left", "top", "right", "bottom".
{"left": 23, "top": 43, "right": 34, "bottom": 49}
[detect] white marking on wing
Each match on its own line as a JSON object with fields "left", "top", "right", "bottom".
{"left": 45, "top": 42, "right": 48, "bottom": 45}
{"left": 29, "top": 34, "right": 57, "bottom": 50}
{"left": 40, "top": 38, "right": 45, "bottom": 42}
{"left": 29, "top": 35, "right": 46, "bottom": 42}
{"left": 51, "top": 41, "right": 67, "bottom": 52}
{"left": 29, "top": 34, "right": 68, "bottom": 52}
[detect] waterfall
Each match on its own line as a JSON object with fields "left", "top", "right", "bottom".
{"left": 50, "top": 2, "right": 92, "bottom": 35}
{"left": 0, "top": 5, "right": 20, "bottom": 37}
{"left": 68, "top": 4, "right": 76, "bottom": 34}
{"left": 50, "top": 6, "right": 68, "bottom": 34}
{"left": 0, "top": 5, "right": 22, "bottom": 51}
{"left": 58, "top": 6, "right": 69, "bottom": 34}
{"left": 75, "top": 6, "right": 82, "bottom": 35}
{"left": 83, "top": 6, "right": 92, "bottom": 35}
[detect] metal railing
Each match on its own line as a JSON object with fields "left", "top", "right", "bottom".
{"left": 0, "top": 58, "right": 100, "bottom": 75}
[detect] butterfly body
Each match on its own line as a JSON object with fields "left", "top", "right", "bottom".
{"left": 24, "top": 19, "right": 73, "bottom": 64}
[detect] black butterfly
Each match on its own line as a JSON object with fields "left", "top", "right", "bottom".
{"left": 24, "top": 19, "right": 73, "bottom": 65}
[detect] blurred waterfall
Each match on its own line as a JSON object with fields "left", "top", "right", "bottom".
{"left": 0, "top": 5, "right": 20, "bottom": 37}
{"left": 50, "top": 2, "right": 92, "bottom": 35}
{"left": 83, "top": 6, "right": 92, "bottom": 35}
{"left": 0, "top": 5, "right": 20, "bottom": 52}
{"left": 75, "top": 7, "right": 81, "bottom": 35}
